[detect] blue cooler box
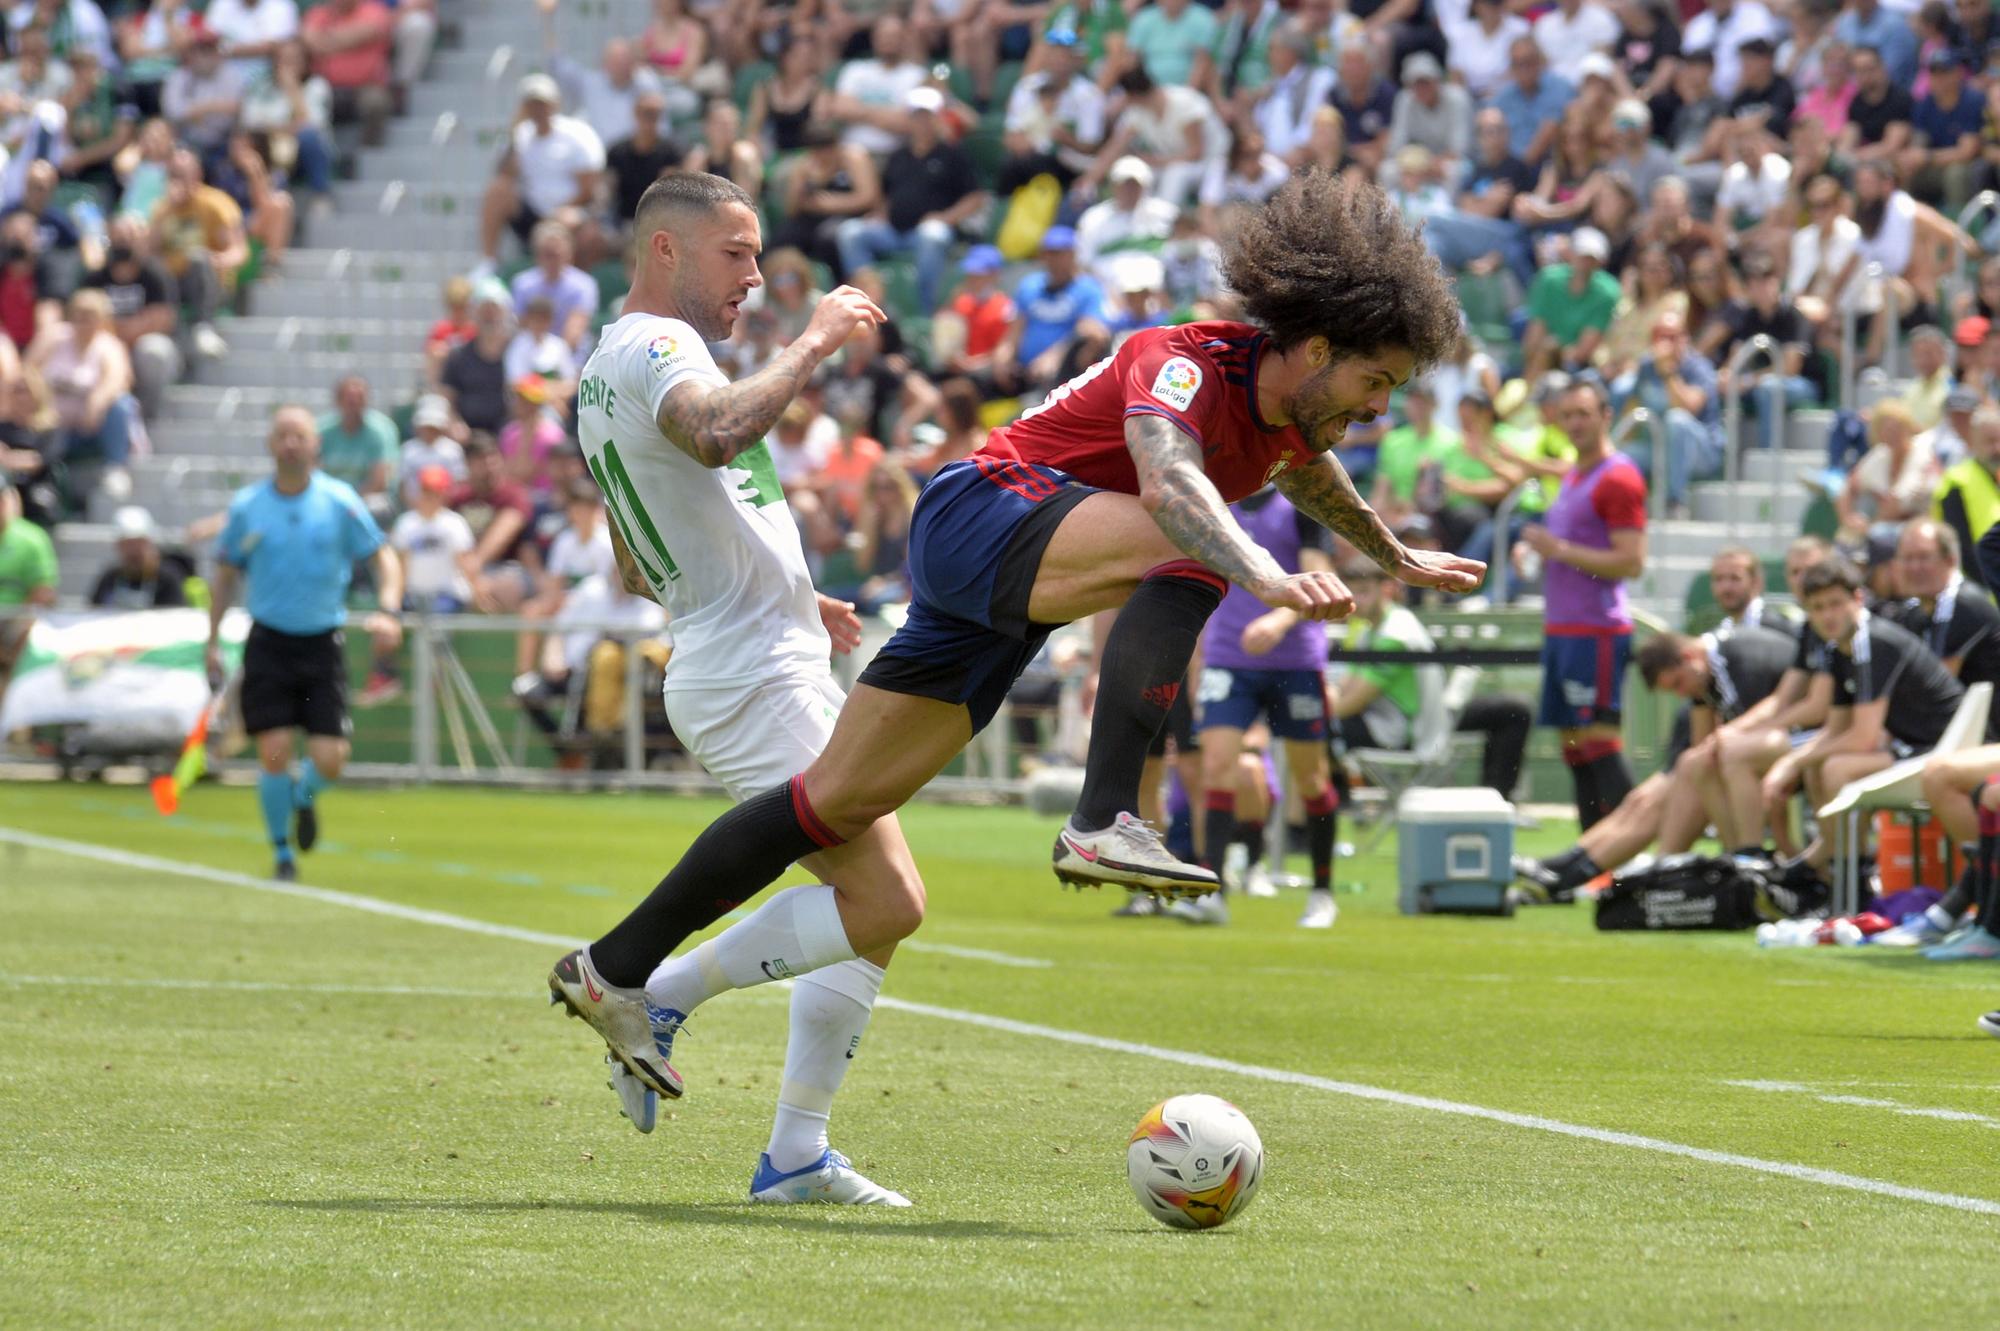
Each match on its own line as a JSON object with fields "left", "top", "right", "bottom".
{"left": 1396, "top": 788, "right": 1516, "bottom": 916}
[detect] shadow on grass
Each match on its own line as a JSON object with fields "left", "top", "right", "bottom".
{"left": 260, "top": 1197, "right": 1056, "bottom": 1238}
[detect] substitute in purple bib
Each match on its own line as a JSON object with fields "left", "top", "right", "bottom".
{"left": 1515, "top": 377, "right": 1649, "bottom": 832}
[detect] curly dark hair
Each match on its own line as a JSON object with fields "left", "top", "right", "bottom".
{"left": 1222, "top": 169, "right": 1460, "bottom": 368}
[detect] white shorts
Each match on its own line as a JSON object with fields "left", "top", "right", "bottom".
{"left": 664, "top": 671, "right": 846, "bottom": 801}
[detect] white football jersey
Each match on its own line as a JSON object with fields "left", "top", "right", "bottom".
{"left": 576, "top": 312, "right": 829, "bottom": 691}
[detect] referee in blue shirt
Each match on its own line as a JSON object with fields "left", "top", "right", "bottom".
{"left": 205, "top": 406, "right": 404, "bottom": 880}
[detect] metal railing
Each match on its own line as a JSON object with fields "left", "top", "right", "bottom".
{"left": 1612, "top": 407, "right": 1667, "bottom": 518}
{"left": 1839, "top": 261, "right": 1897, "bottom": 409}
{"left": 1951, "top": 191, "right": 2000, "bottom": 313}
{"left": 1485, "top": 479, "right": 1531, "bottom": 606}
{"left": 1720, "top": 333, "right": 1780, "bottom": 533}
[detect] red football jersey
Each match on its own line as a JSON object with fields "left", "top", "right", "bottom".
{"left": 978, "top": 322, "right": 1310, "bottom": 503}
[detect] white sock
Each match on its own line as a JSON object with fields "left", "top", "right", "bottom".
{"left": 644, "top": 884, "right": 857, "bottom": 1019}
{"left": 767, "top": 957, "right": 886, "bottom": 1172}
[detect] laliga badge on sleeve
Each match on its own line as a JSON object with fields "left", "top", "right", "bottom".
{"left": 1150, "top": 357, "right": 1202, "bottom": 412}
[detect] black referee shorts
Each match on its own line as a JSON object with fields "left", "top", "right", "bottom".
{"left": 241, "top": 622, "right": 351, "bottom": 739}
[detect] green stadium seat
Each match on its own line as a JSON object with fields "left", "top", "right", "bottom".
{"left": 734, "top": 60, "right": 776, "bottom": 112}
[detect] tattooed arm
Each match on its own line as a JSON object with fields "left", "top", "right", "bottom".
{"left": 1126, "top": 412, "right": 1289, "bottom": 592}
{"left": 654, "top": 285, "right": 883, "bottom": 468}
{"left": 1276, "top": 453, "right": 1487, "bottom": 593}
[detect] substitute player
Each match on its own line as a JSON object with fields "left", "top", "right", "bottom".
{"left": 204, "top": 408, "right": 403, "bottom": 881}
{"left": 560, "top": 171, "right": 909, "bottom": 1205}
{"left": 548, "top": 171, "right": 1482, "bottom": 1104}
{"left": 1189, "top": 485, "right": 1339, "bottom": 929}
{"left": 1514, "top": 378, "right": 1647, "bottom": 832}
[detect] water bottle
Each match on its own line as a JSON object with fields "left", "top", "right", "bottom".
{"left": 71, "top": 197, "right": 105, "bottom": 246}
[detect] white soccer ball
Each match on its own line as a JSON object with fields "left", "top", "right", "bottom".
{"left": 1126, "top": 1093, "right": 1264, "bottom": 1230}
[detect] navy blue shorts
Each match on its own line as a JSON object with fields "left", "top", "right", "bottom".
{"left": 858, "top": 457, "right": 1097, "bottom": 732}
{"left": 1537, "top": 630, "right": 1631, "bottom": 729}
{"left": 1196, "top": 665, "right": 1327, "bottom": 741}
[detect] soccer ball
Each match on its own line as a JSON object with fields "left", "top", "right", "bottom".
{"left": 1126, "top": 1094, "right": 1264, "bottom": 1230}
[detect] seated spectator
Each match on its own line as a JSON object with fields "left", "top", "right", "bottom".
{"left": 0, "top": 476, "right": 57, "bottom": 686}
{"left": 931, "top": 243, "right": 1015, "bottom": 381}
{"left": 216, "top": 129, "right": 295, "bottom": 268}
{"left": 449, "top": 433, "right": 536, "bottom": 612}
{"left": 1839, "top": 45, "right": 1914, "bottom": 165}
{"left": 724, "top": 304, "right": 782, "bottom": 377}
{"left": 478, "top": 73, "right": 604, "bottom": 262}
{"left": 770, "top": 122, "right": 877, "bottom": 274}
{"left": 1419, "top": 106, "right": 1535, "bottom": 288}
{"left": 1518, "top": 624, "right": 1798, "bottom": 896}
{"left": 1611, "top": 309, "right": 1723, "bottom": 515}
{"left": 161, "top": 22, "right": 245, "bottom": 162}
{"left": 842, "top": 459, "right": 916, "bottom": 612}
{"left": 150, "top": 148, "right": 244, "bottom": 360}
{"left": 1521, "top": 226, "right": 1621, "bottom": 376}
{"left": 423, "top": 274, "right": 474, "bottom": 386}
{"left": 89, "top": 503, "right": 190, "bottom": 607}
{"left": 514, "top": 474, "right": 612, "bottom": 675}
{"left": 8, "top": 160, "right": 90, "bottom": 289}
{"left": 816, "top": 321, "right": 940, "bottom": 449}
{"left": 1791, "top": 557, "right": 1965, "bottom": 872}
{"left": 602, "top": 87, "right": 680, "bottom": 231}
{"left": 1081, "top": 65, "right": 1224, "bottom": 209}
{"left": 767, "top": 397, "right": 836, "bottom": 491}
{"left": 1325, "top": 560, "right": 1532, "bottom": 797}
{"left": 204, "top": 0, "right": 299, "bottom": 87}
{"left": 827, "top": 15, "right": 929, "bottom": 158}
{"left": 238, "top": 39, "right": 335, "bottom": 204}
{"left": 510, "top": 219, "right": 596, "bottom": 353}
{"left": 1600, "top": 243, "right": 1689, "bottom": 382}
{"left": 1487, "top": 36, "right": 1574, "bottom": 166}
{"left": 744, "top": 35, "right": 823, "bottom": 159}
{"left": 28, "top": 287, "right": 134, "bottom": 498}
{"left": 1448, "top": 0, "right": 1532, "bottom": 100}
{"left": 1535, "top": 0, "right": 1620, "bottom": 70}
{"left": 78, "top": 214, "right": 179, "bottom": 419}
{"left": 1704, "top": 252, "right": 1816, "bottom": 449}
{"left": 1248, "top": 22, "right": 1335, "bottom": 167}
{"left": 118, "top": 1, "right": 193, "bottom": 119}
{"left": 1075, "top": 156, "right": 1177, "bottom": 291}
{"left": 1603, "top": 98, "right": 1676, "bottom": 210}
{"left": 1901, "top": 325, "right": 1955, "bottom": 431}
{"left": 834, "top": 86, "right": 984, "bottom": 314}
{"left": 1919, "top": 382, "right": 1978, "bottom": 471}
{"left": 1720, "top": 35, "right": 1794, "bottom": 142}
{"left": 0, "top": 370, "right": 55, "bottom": 525}
{"left": 1371, "top": 380, "right": 1490, "bottom": 555}
{"left": 59, "top": 45, "right": 135, "bottom": 206}
{"left": 1197, "top": 126, "right": 1287, "bottom": 230}
{"left": 1102, "top": 253, "right": 1170, "bottom": 346}
{"left": 1159, "top": 207, "right": 1221, "bottom": 311}
{"left": 680, "top": 98, "right": 763, "bottom": 205}
{"left": 1934, "top": 403, "right": 2000, "bottom": 582}
{"left": 908, "top": 376, "right": 986, "bottom": 478}
{"left": 1837, "top": 399, "right": 1935, "bottom": 541}
{"left": 1510, "top": 111, "right": 1611, "bottom": 241}
{"left": 0, "top": 211, "right": 65, "bottom": 354}
{"left": 996, "top": 25, "right": 1105, "bottom": 193}
{"left": 503, "top": 295, "right": 578, "bottom": 393}
{"left": 547, "top": 28, "right": 669, "bottom": 145}
{"left": 991, "top": 224, "right": 1107, "bottom": 396}
{"left": 1386, "top": 53, "right": 1472, "bottom": 182}
{"left": 316, "top": 373, "right": 397, "bottom": 513}
{"left": 1788, "top": 169, "right": 1866, "bottom": 338}
{"left": 1654, "top": 50, "right": 1726, "bottom": 202}
{"left": 440, "top": 280, "right": 512, "bottom": 434}
{"left": 364, "top": 463, "right": 475, "bottom": 702}
{"left": 1126, "top": 0, "right": 1219, "bottom": 89}
{"left": 498, "top": 376, "right": 567, "bottom": 496}
{"left": 513, "top": 570, "right": 667, "bottom": 768}
{"left": 116, "top": 117, "right": 178, "bottom": 222}
{"left": 1892, "top": 518, "right": 2000, "bottom": 715}
{"left": 301, "top": 0, "right": 394, "bottom": 147}
{"left": 1327, "top": 45, "right": 1395, "bottom": 176}
{"left": 398, "top": 392, "right": 464, "bottom": 507}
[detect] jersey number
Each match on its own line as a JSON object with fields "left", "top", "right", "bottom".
{"left": 590, "top": 439, "right": 681, "bottom": 587}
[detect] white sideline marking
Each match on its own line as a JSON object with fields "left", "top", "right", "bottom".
{"left": 0, "top": 828, "right": 1053, "bottom": 969}
{"left": 1725, "top": 1079, "right": 2000, "bottom": 1130}
{"left": 0, "top": 972, "right": 529, "bottom": 1000}
{"left": 9, "top": 826, "right": 2000, "bottom": 1219}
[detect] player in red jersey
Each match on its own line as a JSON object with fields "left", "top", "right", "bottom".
{"left": 551, "top": 172, "right": 1484, "bottom": 1105}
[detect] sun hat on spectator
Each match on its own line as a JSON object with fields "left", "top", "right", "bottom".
{"left": 1402, "top": 52, "right": 1444, "bottom": 83}
{"left": 1107, "top": 156, "right": 1154, "bottom": 188}
{"left": 1570, "top": 227, "right": 1611, "bottom": 263}
{"left": 1612, "top": 98, "right": 1650, "bottom": 130}
{"left": 961, "top": 245, "right": 1003, "bottom": 275}
{"left": 1576, "top": 52, "right": 1617, "bottom": 83}
{"left": 905, "top": 86, "right": 945, "bottom": 114}
{"left": 1113, "top": 254, "right": 1165, "bottom": 293}
{"left": 518, "top": 73, "right": 561, "bottom": 106}
{"left": 1955, "top": 315, "right": 1991, "bottom": 347}
{"left": 1041, "top": 225, "right": 1078, "bottom": 252}
{"left": 413, "top": 395, "right": 453, "bottom": 431}
{"left": 112, "top": 506, "right": 157, "bottom": 542}
{"left": 418, "top": 465, "right": 452, "bottom": 495}
{"left": 472, "top": 278, "right": 511, "bottom": 311}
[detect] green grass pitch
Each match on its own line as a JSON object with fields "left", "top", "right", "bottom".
{"left": 4, "top": 779, "right": 2000, "bottom": 1330}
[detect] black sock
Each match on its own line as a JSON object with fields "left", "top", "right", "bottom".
{"left": 1558, "top": 851, "right": 1603, "bottom": 888}
{"left": 1979, "top": 828, "right": 2000, "bottom": 931}
{"left": 1304, "top": 787, "right": 1336, "bottom": 891}
{"left": 1073, "top": 571, "right": 1222, "bottom": 831}
{"left": 1568, "top": 761, "right": 1604, "bottom": 830}
{"left": 1202, "top": 792, "right": 1236, "bottom": 871}
{"left": 1236, "top": 819, "right": 1266, "bottom": 859}
{"left": 1938, "top": 863, "right": 1976, "bottom": 920}
{"left": 589, "top": 779, "right": 838, "bottom": 988}
{"left": 1589, "top": 750, "right": 1634, "bottom": 817}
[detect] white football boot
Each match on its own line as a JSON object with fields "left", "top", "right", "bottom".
{"left": 606, "top": 1055, "right": 657, "bottom": 1133}
{"left": 1298, "top": 889, "right": 1338, "bottom": 929}
{"left": 750, "top": 1148, "right": 912, "bottom": 1206}
{"left": 1051, "top": 813, "right": 1218, "bottom": 897}
{"left": 547, "top": 947, "right": 685, "bottom": 1099}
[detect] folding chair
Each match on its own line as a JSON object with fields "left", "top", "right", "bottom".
{"left": 1351, "top": 665, "right": 1483, "bottom": 852}
{"left": 1818, "top": 682, "right": 1993, "bottom": 916}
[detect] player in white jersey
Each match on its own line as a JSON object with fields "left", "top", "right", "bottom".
{"left": 558, "top": 171, "right": 913, "bottom": 1205}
